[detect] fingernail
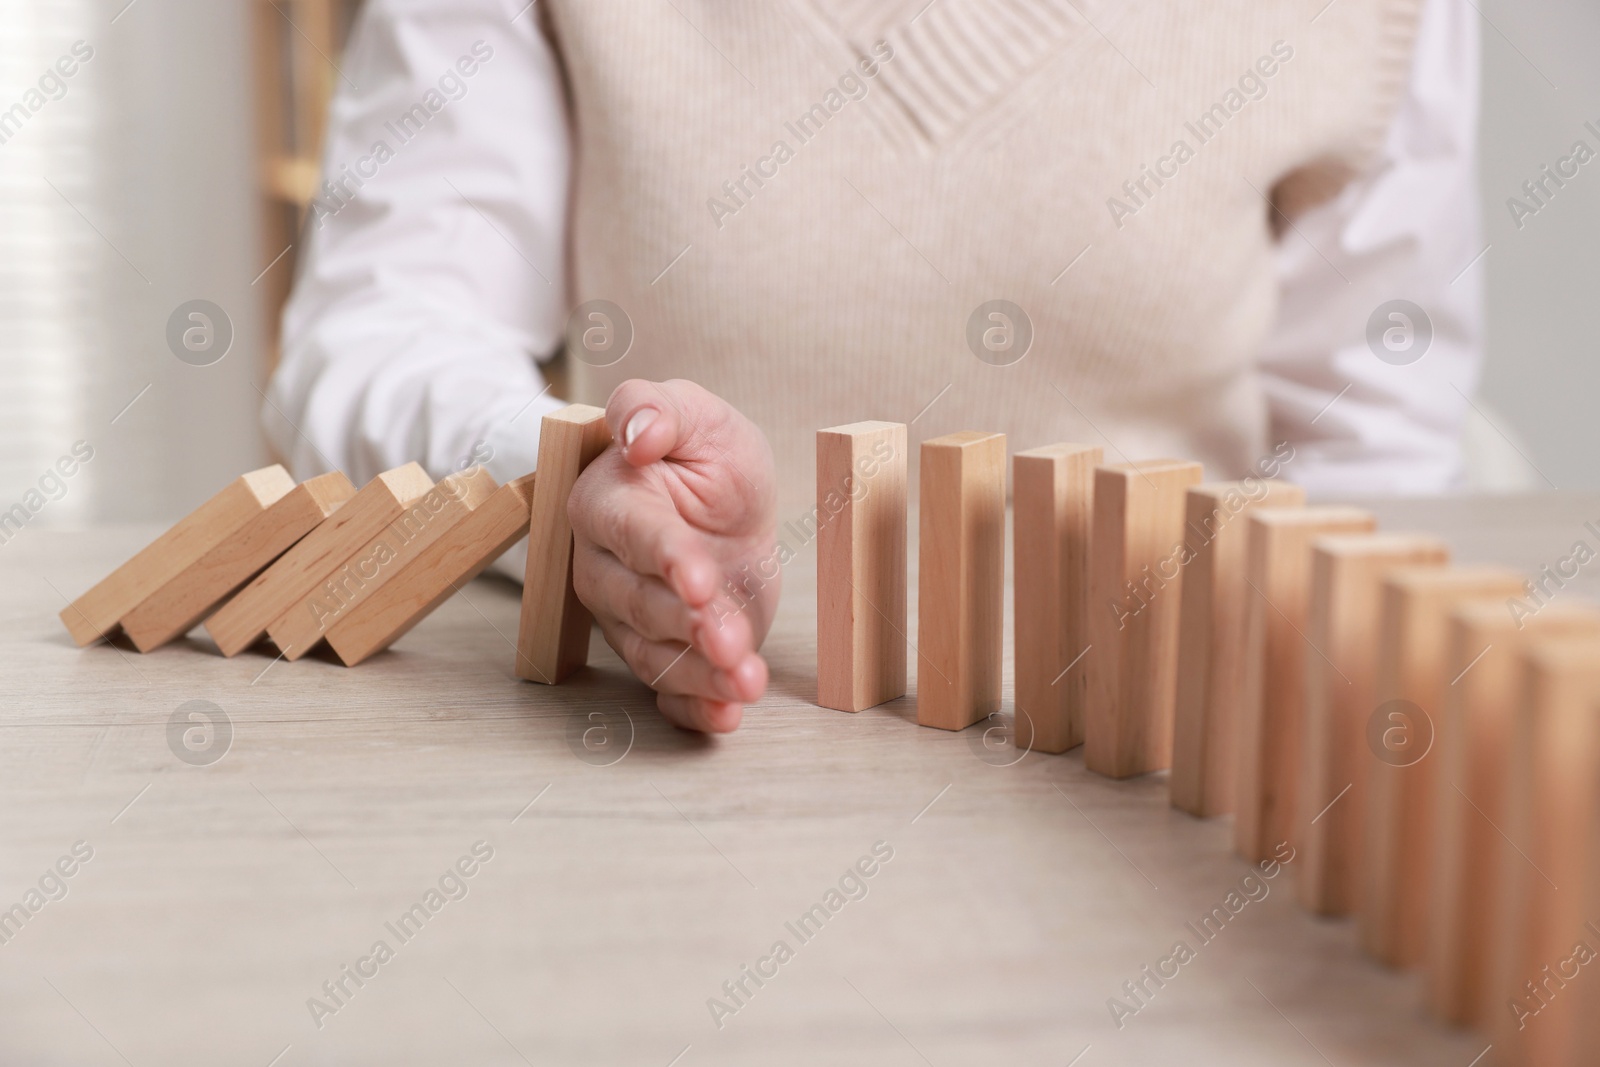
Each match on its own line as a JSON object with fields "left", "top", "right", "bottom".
{"left": 623, "top": 408, "right": 658, "bottom": 450}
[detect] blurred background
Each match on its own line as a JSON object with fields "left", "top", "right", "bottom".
{"left": 1, "top": 0, "right": 1595, "bottom": 525}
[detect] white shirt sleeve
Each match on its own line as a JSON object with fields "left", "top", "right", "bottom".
{"left": 1258, "top": 0, "right": 1483, "bottom": 495}
{"left": 263, "top": 0, "right": 569, "bottom": 492}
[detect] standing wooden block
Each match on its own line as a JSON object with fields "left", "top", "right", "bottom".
{"left": 1084, "top": 459, "right": 1203, "bottom": 778}
{"left": 1233, "top": 506, "right": 1376, "bottom": 862}
{"left": 816, "top": 422, "right": 908, "bottom": 712}
{"left": 266, "top": 468, "right": 498, "bottom": 661}
{"left": 120, "top": 473, "right": 356, "bottom": 652}
{"left": 916, "top": 431, "right": 1006, "bottom": 731}
{"left": 1170, "top": 479, "right": 1306, "bottom": 816}
{"left": 517, "top": 404, "right": 612, "bottom": 684}
{"left": 1359, "top": 565, "right": 1527, "bottom": 969}
{"left": 1298, "top": 533, "right": 1449, "bottom": 916}
{"left": 204, "top": 464, "right": 435, "bottom": 657}
{"left": 1428, "top": 603, "right": 1600, "bottom": 1028}
{"left": 59, "top": 465, "right": 295, "bottom": 646}
{"left": 327, "top": 474, "right": 538, "bottom": 667}
{"left": 1011, "top": 444, "right": 1101, "bottom": 752}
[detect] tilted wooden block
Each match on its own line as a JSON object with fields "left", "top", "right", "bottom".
{"left": 916, "top": 431, "right": 1006, "bottom": 731}
{"left": 1298, "top": 533, "right": 1449, "bottom": 916}
{"left": 1170, "top": 479, "right": 1306, "bottom": 817}
{"left": 204, "top": 464, "right": 435, "bottom": 657}
{"left": 1360, "top": 565, "right": 1527, "bottom": 969}
{"left": 1233, "top": 506, "right": 1376, "bottom": 862}
{"left": 816, "top": 421, "right": 907, "bottom": 713}
{"left": 326, "top": 474, "right": 537, "bottom": 667}
{"left": 120, "top": 472, "right": 356, "bottom": 652}
{"left": 60, "top": 465, "right": 295, "bottom": 646}
{"left": 517, "top": 404, "right": 612, "bottom": 684}
{"left": 1428, "top": 602, "right": 1600, "bottom": 1029}
{"left": 267, "top": 468, "right": 497, "bottom": 661}
{"left": 1084, "top": 459, "right": 1203, "bottom": 778}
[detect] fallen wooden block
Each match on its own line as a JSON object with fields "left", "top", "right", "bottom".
{"left": 1360, "top": 565, "right": 1527, "bottom": 969}
{"left": 1428, "top": 602, "right": 1600, "bottom": 1029}
{"left": 204, "top": 464, "right": 436, "bottom": 657}
{"left": 326, "top": 474, "right": 537, "bottom": 667}
{"left": 1233, "top": 506, "right": 1376, "bottom": 862}
{"left": 517, "top": 404, "right": 612, "bottom": 684}
{"left": 1170, "top": 479, "right": 1306, "bottom": 816}
{"left": 816, "top": 421, "right": 908, "bottom": 713}
{"left": 119, "top": 472, "right": 356, "bottom": 652}
{"left": 916, "top": 431, "right": 1006, "bottom": 731}
{"left": 1012, "top": 444, "right": 1101, "bottom": 752}
{"left": 1298, "top": 533, "right": 1449, "bottom": 916}
{"left": 1084, "top": 459, "right": 1203, "bottom": 778}
{"left": 60, "top": 465, "right": 295, "bottom": 646}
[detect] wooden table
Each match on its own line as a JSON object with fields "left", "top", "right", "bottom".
{"left": 4, "top": 495, "right": 1596, "bottom": 1066}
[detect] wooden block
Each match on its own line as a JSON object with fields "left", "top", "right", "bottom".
{"left": 1170, "top": 479, "right": 1306, "bottom": 816}
{"left": 59, "top": 466, "right": 295, "bottom": 646}
{"left": 120, "top": 473, "right": 356, "bottom": 652}
{"left": 203, "top": 464, "right": 435, "bottom": 657}
{"left": 1359, "top": 565, "right": 1527, "bottom": 969}
{"left": 266, "top": 468, "right": 497, "bottom": 661}
{"left": 1428, "top": 603, "right": 1600, "bottom": 1028}
{"left": 1011, "top": 444, "right": 1101, "bottom": 752}
{"left": 1233, "top": 506, "right": 1376, "bottom": 862}
{"left": 516, "top": 404, "right": 612, "bottom": 684}
{"left": 1298, "top": 533, "right": 1450, "bottom": 916}
{"left": 816, "top": 422, "right": 908, "bottom": 712}
{"left": 916, "top": 431, "right": 1006, "bottom": 731}
{"left": 326, "top": 474, "right": 537, "bottom": 667}
{"left": 1084, "top": 459, "right": 1203, "bottom": 778}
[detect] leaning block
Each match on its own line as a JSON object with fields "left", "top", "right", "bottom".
{"left": 516, "top": 404, "right": 612, "bottom": 684}
{"left": 1360, "top": 565, "right": 1527, "bottom": 969}
{"left": 1233, "top": 506, "right": 1376, "bottom": 862}
{"left": 60, "top": 465, "right": 295, "bottom": 645}
{"left": 326, "top": 475, "right": 537, "bottom": 666}
{"left": 1298, "top": 533, "right": 1449, "bottom": 916}
{"left": 1012, "top": 444, "right": 1100, "bottom": 752}
{"left": 816, "top": 422, "right": 907, "bottom": 712}
{"left": 1084, "top": 459, "right": 1203, "bottom": 778}
{"left": 204, "top": 464, "right": 435, "bottom": 657}
{"left": 916, "top": 431, "right": 1006, "bottom": 731}
{"left": 1170, "top": 479, "right": 1306, "bottom": 817}
{"left": 120, "top": 472, "right": 356, "bottom": 651}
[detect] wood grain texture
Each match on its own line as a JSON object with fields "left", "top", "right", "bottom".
{"left": 916, "top": 431, "right": 1006, "bottom": 731}
{"left": 58, "top": 465, "right": 295, "bottom": 646}
{"left": 816, "top": 422, "right": 907, "bottom": 713}
{"left": 1085, "top": 460, "right": 1203, "bottom": 779}
{"left": 1170, "top": 480, "right": 1306, "bottom": 817}
{"left": 517, "top": 405, "right": 612, "bottom": 684}
{"left": 1011, "top": 444, "right": 1101, "bottom": 753}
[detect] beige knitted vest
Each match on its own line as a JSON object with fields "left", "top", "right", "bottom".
{"left": 543, "top": 0, "right": 1421, "bottom": 512}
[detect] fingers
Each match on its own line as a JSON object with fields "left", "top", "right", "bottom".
{"left": 575, "top": 541, "right": 757, "bottom": 669}
{"left": 657, "top": 693, "right": 744, "bottom": 734}
{"left": 569, "top": 473, "right": 722, "bottom": 606}
{"left": 605, "top": 620, "right": 767, "bottom": 702}
{"left": 606, "top": 379, "right": 723, "bottom": 467}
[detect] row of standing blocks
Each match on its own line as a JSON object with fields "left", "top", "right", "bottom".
{"left": 816, "top": 421, "right": 1598, "bottom": 1067}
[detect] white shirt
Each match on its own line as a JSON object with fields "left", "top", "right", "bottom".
{"left": 266, "top": 0, "right": 1483, "bottom": 499}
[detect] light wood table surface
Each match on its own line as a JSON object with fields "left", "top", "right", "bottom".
{"left": 3, "top": 494, "right": 1597, "bottom": 1067}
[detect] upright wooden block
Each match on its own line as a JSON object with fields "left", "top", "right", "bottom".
{"left": 204, "top": 464, "right": 435, "bottom": 657}
{"left": 326, "top": 475, "right": 538, "bottom": 667}
{"left": 1011, "top": 444, "right": 1101, "bottom": 753}
{"left": 1170, "top": 479, "right": 1306, "bottom": 816}
{"left": 816, "top": 422, "right": 908, "bottom": 713}
{"left": 120, "top": 473, "right": 356, "bottom": 652}
{"left": 1233, "top": 506, "right": 1376, "bottom": 862}
{"left": 1360, "top": 565, "right": 1527, "bottom": 969}
{"left": 1084, "top": 459, "right": 1203, "bottom": 778}
{"left": 1298, "top": 533, "right": 1450, "bottom": 916}
{"left": 1428, "top": 603, "right": 1600, "bottom": 1028}
{"left": 60, "top": 465, "right": 295, "bottom": 646}
{"left": 517, "top": 405, "right": 612, "bottom": 684}
{"left": 916, "top": 431, "right": 1006, "bottom": 731}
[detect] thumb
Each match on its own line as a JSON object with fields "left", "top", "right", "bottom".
{"left": 606, "top": 379, "right": 727, "bottom": 468}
